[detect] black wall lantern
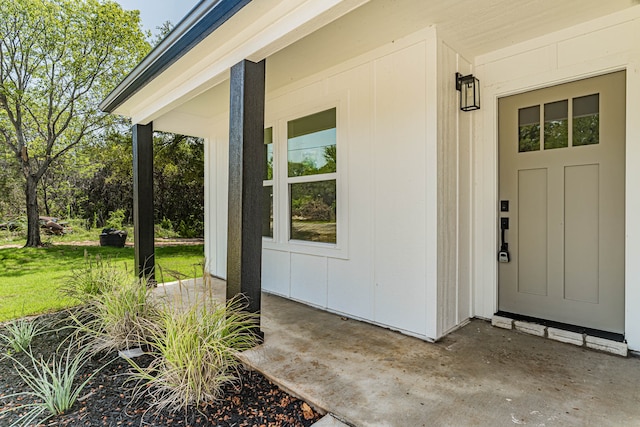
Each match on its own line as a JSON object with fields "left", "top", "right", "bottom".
{"left": 455, "top": 72, "right": 480, "bottom": 111}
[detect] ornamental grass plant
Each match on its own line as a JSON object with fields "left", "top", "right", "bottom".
{"left": 69, "top": 276, "right": 157, "bottom": 354}
{"left": 0, "top": 318, "right": 40, "bottom": 354}
{"left": 0, "top": 345, "right": 109, "bottom": 427}
{"left": 127, "top": 285, "right": 259, "bottom": 414}
{"left": 62, "top": 251, "right": 130, "bottom": 304}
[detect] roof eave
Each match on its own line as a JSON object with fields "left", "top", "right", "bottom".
{"left": 99, "top": 0, "right": 251, "bottom": 115}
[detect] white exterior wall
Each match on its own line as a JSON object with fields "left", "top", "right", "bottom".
{"left": 201, "top": 27, "right": 472, "bottom": 341}
{"left": 437, "top": 41, "right": 473, "bottom": 336}
{"left": 472, "top": 8, "right": 640, "bottom": 349}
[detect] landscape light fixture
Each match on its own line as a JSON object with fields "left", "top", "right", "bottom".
{"left": 455, "top": 72, "right": 480, "bottom": 111}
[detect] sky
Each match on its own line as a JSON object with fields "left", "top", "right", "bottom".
{"left": 114, "top": 0, "right": 199, "bottom": 36}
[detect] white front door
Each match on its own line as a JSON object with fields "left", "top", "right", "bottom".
{"left": 498, "top": 71, "right": 625, "bottom": 334}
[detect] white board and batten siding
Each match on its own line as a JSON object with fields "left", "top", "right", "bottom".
{"left": 472, "top": 7, "right": 640, "bottom": 349}
{"left": 438, "top": 41, "right": 473, "bottom": 336}
{"left": 201, "top": 28, "right": 473, "bottom": 341}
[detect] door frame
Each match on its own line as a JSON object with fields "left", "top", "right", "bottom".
{"left": 472, "top": 59, "right": 640, "bottom": 349}
{"left": 496, "top": 73, "right": 626, "bottom": 333}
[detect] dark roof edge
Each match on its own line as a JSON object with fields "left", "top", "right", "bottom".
{"left": 100, "top": 0, "right": 252, "bottom": 114}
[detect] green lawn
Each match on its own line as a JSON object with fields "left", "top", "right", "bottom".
{"left": 0, "top": 244, "right": 204, "bottom": 322}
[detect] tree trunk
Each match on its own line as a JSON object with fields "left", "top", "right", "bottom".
{"left": 25, "top": 175, "right": 42, "bottom": 247}
{"left": 42, "top": 177, "right": 51, "bottom": 216}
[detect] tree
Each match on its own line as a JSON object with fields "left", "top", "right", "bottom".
{"left": 81, "top": 130, "right": 134, "bottom": 227}
{"left": 0, "top": 145, "right": 22, "bottom": 219}
{"left": 0, "top": 0, "right": 149, "bottom": 246}
{"left": 153, "top": 133, "right": 204, "bottom": 237}
{"left": 78, "top": 131, "right": 204, "bottom": 237}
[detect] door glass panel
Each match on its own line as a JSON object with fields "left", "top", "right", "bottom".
{"left": 544, "top": 100, "right": 568, "bottom": 150}
{"left": 288, "top": 108, "right": 336, "bottom": 177}
{"left": 573, "top": 94, "right": 599, "bottom": 147}
{"left": 290, "top": 180, "right": 336, "bottom": 243}
{"left": 518, "top": 105, "right": 540, "bottom": 152}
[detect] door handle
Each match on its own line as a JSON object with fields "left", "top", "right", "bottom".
{"left": 498, "top": 217, "right": 510, "bottom": 263}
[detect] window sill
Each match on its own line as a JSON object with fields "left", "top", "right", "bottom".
{"left": 262, "top": 238, "right": 348, "bottom": 260}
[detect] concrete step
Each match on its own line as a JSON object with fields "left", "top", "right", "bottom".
{"left": 491, "top": 315, "right": 628, "bottom": 356}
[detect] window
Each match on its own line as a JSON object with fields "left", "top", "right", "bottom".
{"left": 262, "top": 107, "right": 339, "bottom": 248}
{"left": 519, "top": 105, "right": 540, "bottom": 152}
{"left": 262, "top": 127, "right": 274, "bottom": 238}
{"left": 287, "top": 108, "right": 337, "bottom": 244}
{"left": 544, "top": 100, "right": 568, "bottom": 150}
{"left": 518, "top": 94, "right": 599, "bottom": 153}
{"left": 573, "top": 94, "right": 599, "bottom": 146}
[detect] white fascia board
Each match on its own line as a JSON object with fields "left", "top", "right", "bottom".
{"left": 120, "top": 0, "right": 370, "bottom": 125}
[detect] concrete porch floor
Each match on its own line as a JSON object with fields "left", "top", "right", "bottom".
{"left": 158, "top": 278, "right": 640, "bottom": 427}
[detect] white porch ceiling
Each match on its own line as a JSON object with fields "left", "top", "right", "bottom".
{"left": 266, "top": 0, "right": 638, "bottom": 91}
{"left": 155, "top": 0, "right": 637, "bottom": 134}
{"left": 427, "top": 0, "right": 638, "bottom": 58}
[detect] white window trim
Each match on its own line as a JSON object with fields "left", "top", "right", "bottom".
{"left": 262, "top": 122, "right": 276, "bottom": 242}
{"left": 262, "top": 96, "right": 349, "bottom": 260}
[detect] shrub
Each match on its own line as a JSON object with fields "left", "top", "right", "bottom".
{"left": 177, "top": 220, "right": 192, "bottom": 238}
{"left": 127, "top": 295, "right": 259, "bottom": 413}
{"left": 176, "top": 216, "right": 204, "bottom": 238}
{"left": 70, "top": 277, "right": 157, "bottom": 354}
{"left": 105, "top": 209, "right": 126, "bottom": 230}
{"left": 0, "top": 318, "right": 40, "bottom": 354}
{"left": 0, "top": 345, "right": 108, "bottom": 427}
{"left": 62, "top": 252, "right": 130, "bottom": 303}
{"left": 154, "top": 223, "right": 179, "bottom": 239}
{"left": 159, "top": 217, "right": 173, "bottom": 231}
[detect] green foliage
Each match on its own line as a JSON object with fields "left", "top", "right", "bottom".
{"left": 105, "top": 209, "right": 126, "bottom": 230}
{"left": 0, "top": 319, "right": 40, "bottom": 354}
{"left": 78, "top": 131, "right": 204, "bottom": 237}
{"left": 80, "top": 131, "right": 134, "bottom": 229}
{"left": 0, "top": 345, "right": 108, "bottom": 426}
{"left": 0, "top": 216, "right": 26, "bottom": 244}
{"left": 152, "top": 20, "right": 174, "bottom": 46}
{"left": 544, "top": 119, "right": 568, "bottom": 149}
{"left": 156, "top": 217, "right": 180, "bottom": 239}
{"left": 0, "top": 154, "right": 22, "bottom": 220}
{"left": 62, "top": 252, "right": 130, "bottom": 304}
{"left": 0, "top": 0, "right": 150, "bottom": 245}
{"left": 127, "top": 294, "right": 259, "bottom": 413}
{"left": 160, "top": 217, "right": 173, "bottom": 231}
{"left": 154, "top": 133, "right": 204, "bottom": 237}
{"left": 290, "top": 180, "right": 336, "bottom": 221}
{"left": 70, "top": 277, "right": 157, "bottom": 354}
{"left": 518, "top": 124, "right": 540, "bottom": 152}
{"left": 573, "top": 115, "right": 599, "bottom": 146}
{"left": 176, "top": 217, "right": 204, "bottom": 238}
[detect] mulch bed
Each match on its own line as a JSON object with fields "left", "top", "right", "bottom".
{"left": 0, "top": 312, "right": 321, "bottom": 426}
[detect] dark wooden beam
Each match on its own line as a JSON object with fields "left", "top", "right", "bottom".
{"left": 132, "top": 123, "right": 155, "bottom": 281}
{"left": 227, "top": 59, "right": 265, "bottom": 324}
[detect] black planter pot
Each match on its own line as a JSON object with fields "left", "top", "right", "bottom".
{"left": 99, "top": 229, "right": 128, "bottom": 248}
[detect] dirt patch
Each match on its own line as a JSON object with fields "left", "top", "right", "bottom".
{"left": 0, "top": 238, "right": 204, "bottom": 250}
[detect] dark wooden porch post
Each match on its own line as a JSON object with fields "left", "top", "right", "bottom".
{"left": 227, "top": 59, "right": 265, "bottom": 331}
{"left": 132, "top": 123, "right": 155, "bottom": 281}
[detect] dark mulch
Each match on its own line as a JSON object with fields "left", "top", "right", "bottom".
{"left": 0, "top": 312, "right": 321, "bottom": 426}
